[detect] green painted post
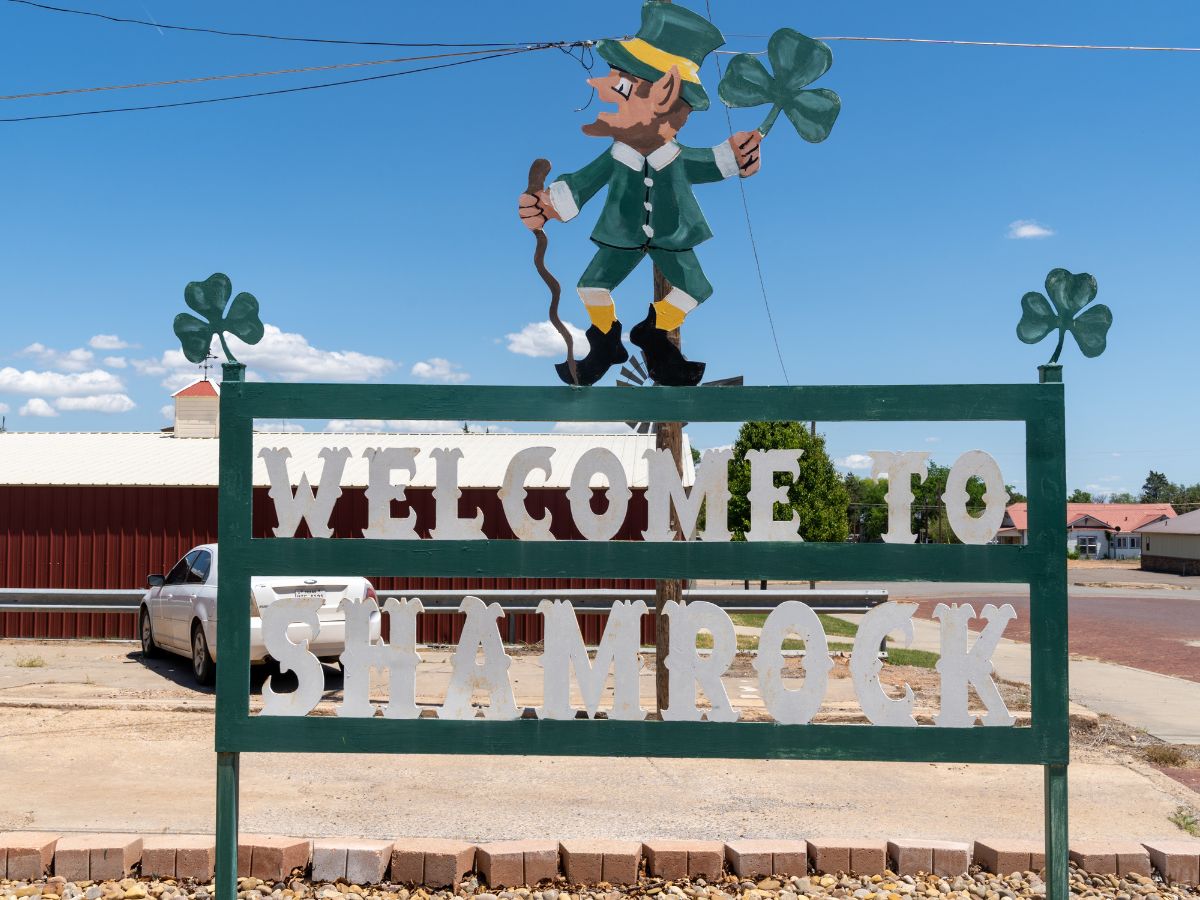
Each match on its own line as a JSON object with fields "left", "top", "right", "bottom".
{"left": 216, "top": 363, "right": 248, "bottom": 900}
{"left": 1045, "top": 764, "right": 1068, "bottom": 900}
{"left": 216, "top": 751, "right": 239, "bottom": 900}
{"left": 1036, "top": 362, "right": 1067, "bottom": 900}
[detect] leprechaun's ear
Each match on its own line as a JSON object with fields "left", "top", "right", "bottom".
{"left": 651, "top": 66, "right": 683, "bottom": 114}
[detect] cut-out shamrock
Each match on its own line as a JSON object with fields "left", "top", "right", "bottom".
{"left": 173, "top": 272, "right": 265, "bottom": 364}
{"left": 717, "top": 28, "right": 841, "bottom": 140}
{"left": 1017, "top": 268, "right": 1112, "bottom": 364}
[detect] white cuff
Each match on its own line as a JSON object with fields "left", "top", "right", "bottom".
{"left": 665, "top": 287, "right": 699, "bottom": 313}
{"left": 578, "top": 287, "right": 614, "bottom": 307}
{"left": 712, "top": 140, "right": 738, "bottom": 179}
{"left": 548, "top": 180, "right": 579, "bottom": 222}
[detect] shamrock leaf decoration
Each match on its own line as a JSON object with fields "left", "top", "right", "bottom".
{"left": 173, "top": 273, "right": 265, "bottom": 364}
{"left": 1017, "top": 268, "right": 1112, "bottom": 364}
{"left": 718, "top": 28, "right": 841, "bottom": 140}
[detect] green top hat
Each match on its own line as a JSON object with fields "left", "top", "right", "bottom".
{"left": 595, "top": 1, "right": 725, "bottom": 112}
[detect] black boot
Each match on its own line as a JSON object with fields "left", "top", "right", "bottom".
{"left": 629, "top": 305, "right": 706, "bottom": 386}
{"left": 556, "top": 321, "right": 629, "bottom": 386}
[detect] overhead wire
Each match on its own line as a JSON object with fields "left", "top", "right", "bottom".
{"left": 0, "top": 46, "right": 550, "bottom": 123}
{"left": 0, "top": 47, "right": 524, "bottom": 101}
{"left": 721, "top": 34, "right": 1200, "bottom": 53}
{"left": 4, "top": 0, "right": 557, "bottom": 48}
{"left": 704, "top": 0, "right": 790, "bottom": 386}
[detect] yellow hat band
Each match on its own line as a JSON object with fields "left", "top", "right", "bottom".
{"left": 620, "top": 38, "right": 702, "bottom": 84}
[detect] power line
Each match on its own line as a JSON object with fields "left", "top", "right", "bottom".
{"left": 719, "top": 35, "right": 1200, "bottom": 54}
{"left": 1, "top": 48, "right": 521, "bottom": 101}
{"left": 4, "top": 0, "right": 557, "bottom": 48}
{"left": 0, "top": 46, "right": 544, "bottom": 123}
{"left": 705, "top": 0, "right": 789, "bottom": 386}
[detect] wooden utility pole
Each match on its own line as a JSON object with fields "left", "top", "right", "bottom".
{"left": 653, "top": 266, "right": 684, "bottom": 716}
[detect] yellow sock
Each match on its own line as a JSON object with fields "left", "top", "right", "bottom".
{"left": 652, "top": 299, "right": 687, "bottom": 331}
{"left": 587, "top": 303, "right": 617, "bottom": 333}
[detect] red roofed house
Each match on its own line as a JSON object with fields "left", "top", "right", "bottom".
{"left": 997, "top": 503, "right": 1177, "bottom": 559}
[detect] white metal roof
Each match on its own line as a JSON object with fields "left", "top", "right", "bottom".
{"left": 0, "top": 431, "right": 694, "bottom": 489}
{"left": 1135, "top": 507, "right": 1200, "bottom": 536}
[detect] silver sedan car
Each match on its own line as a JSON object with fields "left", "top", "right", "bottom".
{"left": 139, "top": 543, "right": 380, "bottom": 685}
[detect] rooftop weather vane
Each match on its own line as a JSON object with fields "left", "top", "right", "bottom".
{"left": 519, "top": 1, "right": 840, "bottom": 387}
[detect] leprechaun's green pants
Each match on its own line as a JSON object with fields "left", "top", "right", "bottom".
{"left": 578, "top": 244, "right": 714, "bottom": 304}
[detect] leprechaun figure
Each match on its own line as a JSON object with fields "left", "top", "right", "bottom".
{"left": 518, "top": 1, "right": 761, "bottom": 387}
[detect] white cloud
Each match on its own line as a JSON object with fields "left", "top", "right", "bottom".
{"left": 552, "top": 421, "right": 633, "bottom": 434}
{"left": 1007, "top": 219, "right": 1055, "bottom": 240}
{"left": 0, "top": 403, "right": 9, "bottom": 414}
{"left": 19, "top": 398, "right": 58, "bottom": 418}
{"left": 20, "top": 342, "right": 96, "bottom": 373}
{"left": 89, "top": 334, "right": 134, "bottom": 350}
{"left": 54, "top": 393, "right": 136, "bottom": 414}
{"left": 925, "top": 436, "right": 941, "bottom": 444}
{"left": 838, "top": 453, "right": 874, "bottom": 471}
{"left": 256, "top": 421, "right": 306, "bottom": 433}
{"left": 411, "top": 357, "right": 469, "bottom": 384}
{"left": 103, "top": 356, "right": 128, "bottom": 368}
{"left": 325, "top": 419, "right": 464, "bottom": 433}
{"left": 505, "top": 320, "right": 587, "bottom": 358}
{"left": 133, "top": 324, "right": 398, "bottom": 391}
{"left": 161, "top": 404, "right": 174, "bottom": 420}
{"left": 0, "top": 367, "right": 125, "bottom": 397}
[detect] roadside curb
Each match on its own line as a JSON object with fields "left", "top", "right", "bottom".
{"left": 2, "top": 833, "right": 1197, "bottom": 889}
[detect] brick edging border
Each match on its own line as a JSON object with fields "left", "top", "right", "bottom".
{"left": 1, "top": 833, "right": 1198, "bottom": 889}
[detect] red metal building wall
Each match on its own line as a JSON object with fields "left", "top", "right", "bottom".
{"left": 0, "top": 485, "right": 660, "bottom": 641}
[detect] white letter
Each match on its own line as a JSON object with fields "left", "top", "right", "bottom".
{"left": 868, "top": 451, "right": 929, "bottom": 544}
{"left": 745, "top": 449, "right": 804, "bottom": 542}
{"left": 538, "top": 599, "right": 647, "bottom": 720}
{"left": 566, "top": 447, "right": 631, "bottom": 541}
{"left": 850, "top": 602, "right": 917, "bottom": 726}
{"left": 754, "top": 601, "right": 833, "bottom": 725}
{"left": 259, "top": 446, "right": 350, "bottom": 538}
{"left": 661, "top": 600, "right": 738, "bottom": 722}
{"left": 337, "top": 595, "right": 423, "bottom": 719}
{"left": 642, "top": 448, "right": 732, "bottom": 542}
{"left": 440, "top": 596, "right": 518, "bottom": 720}
{"left": 430, "top": 447, "right": 485, "bottom": 540}
{"left": 362, "top": 447, "right": 419, "bottom": 540}
{"left": 933, "top": 602, "right": 1017, "bottom": 727}
{"left": 498, "top": 447, "right": 556, "bottom": 541}
{"left": 260, "top": 596, "right": 325, "bottom": 717}
{"left": 942, "top": 450, "right": 1010, "bottom": 545}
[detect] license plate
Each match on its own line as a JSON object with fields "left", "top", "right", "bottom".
{"left": 294, "top": 590, "right": 326, "bottom": 602}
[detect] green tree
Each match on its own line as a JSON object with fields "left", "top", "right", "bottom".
{"left": 1007, "top": 485, "right": 1028, "bottom": 504}
{"left": 1109, "top": 491, "right": 1136, "bottom": 504}
{"left": 1068, "top": 488, "right": 1094, "bottom": 503}
{"left": 1141, "top": 471, "right": 1173, "bottom": 504}
{"left": 844, "top": 473, "right": 889, "bottom": 542}
{"left": 728, "top": 422, "right": 849, "bottom": 542}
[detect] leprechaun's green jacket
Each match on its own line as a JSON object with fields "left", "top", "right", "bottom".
{"left": 548, "top": 139, "right": 738, "bottom": 252}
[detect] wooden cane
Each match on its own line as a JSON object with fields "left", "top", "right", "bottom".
{"left": 527, "top": 158, "right": 578, "bottom": 386}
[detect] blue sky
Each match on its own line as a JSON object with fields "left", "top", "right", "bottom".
{"left": 2, "top": 0, "right": 1197, "bottom": 496}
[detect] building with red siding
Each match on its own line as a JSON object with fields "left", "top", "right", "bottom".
{"left": 0, "top": 379, "right": 691, "bottom": 641}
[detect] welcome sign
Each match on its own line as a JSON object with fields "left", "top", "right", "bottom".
{"left": 253, "top": 441, "right": 1018, "bottom": 727}
{"left": 213, "top": 374, "right": 1068, "bottom": 898}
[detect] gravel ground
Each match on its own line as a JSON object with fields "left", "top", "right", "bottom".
{"left": 3, "top": 867, "right": 1200, "bottom": 900}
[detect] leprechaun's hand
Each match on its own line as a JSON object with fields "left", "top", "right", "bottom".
{"left": 730, "top": 130, "right": 762, "bottom": 177}
{"left": 518, "top": 190, "right": 560, "bottom": 231}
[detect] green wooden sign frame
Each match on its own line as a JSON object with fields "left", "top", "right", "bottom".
{"left": 213, "top": 372, "right": 1068, "bottom": 900}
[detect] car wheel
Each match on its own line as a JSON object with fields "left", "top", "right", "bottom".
{"left": 140, "top": 608, "right": 161, "bottom": 659}
{"left": 191, "top": 622, "right": 216, "bottom": 686}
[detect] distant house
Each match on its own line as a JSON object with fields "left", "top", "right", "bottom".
{"left": 997, "top": 503, "right": 1176, "bottom": 559}
{"left": 1136, "top": 508, "right": 1200, "bottom": 575}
